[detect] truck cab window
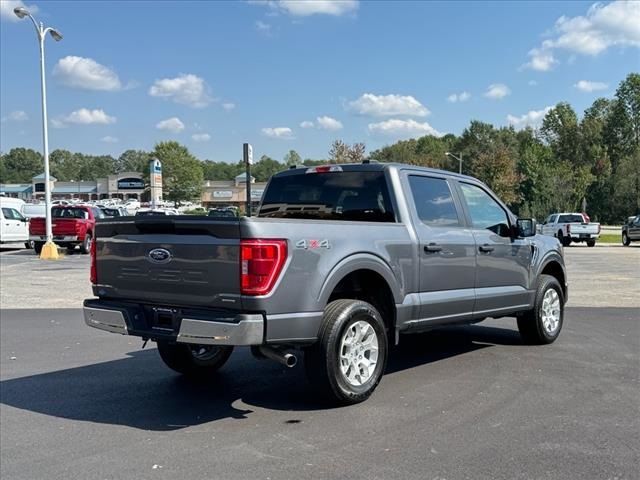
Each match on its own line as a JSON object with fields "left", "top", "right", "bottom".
{"left": 460, "top": 183, "right": 510, "bottom": 237}
{"left": 408, "top": 175, "right": 460, "bottom": 227}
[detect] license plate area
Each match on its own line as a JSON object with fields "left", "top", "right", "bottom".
{"left": 148, "top": 306, "right": 182, "bottom": 333}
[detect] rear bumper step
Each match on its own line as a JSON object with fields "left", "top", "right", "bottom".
{"left": 83, "top": 301, "right": 264, "bottom": 346}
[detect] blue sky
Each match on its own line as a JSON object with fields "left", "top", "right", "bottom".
{"left": 1, "top": 0, "right": 638, "bottom": 163}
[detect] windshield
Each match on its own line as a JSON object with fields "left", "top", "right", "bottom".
{"left": 259, "top": 171, "right": 395, "bottom": 222}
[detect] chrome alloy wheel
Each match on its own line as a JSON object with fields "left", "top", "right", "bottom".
{"left": 541, "top": 288, "right": 561, "bottom": 334}
{"left": 339, "top": 320, "right": 379, "bottom": 386}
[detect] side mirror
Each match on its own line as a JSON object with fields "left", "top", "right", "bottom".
{"left": 517, "top": 218, "right": 537, "bottom": 237}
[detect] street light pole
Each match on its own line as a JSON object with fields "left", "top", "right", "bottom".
{"left": 445, "top": 152, "right": 463, "bottom": 175}
{"left": 14, "top": 7, "right": 63, "bottom": 260}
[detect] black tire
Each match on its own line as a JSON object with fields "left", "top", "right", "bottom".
{"left": 34, "top": 242, "right": 44, "bottom": 255}
{"left": 622, "top": 232, "right": 631, "bottom": 246}
{"left": 157, "top": 341, "right": 233, "bottom": 377}
{"left": 586, "top": 239, "right": 596, "bottom": 247}
{"left": 558, "top": 230, "right": 571, "bottom": 247}
{"left": 24, "top": 242, "right": 31, "bottom": 249}
{"left": 304, "top": 299, "right": 388, "bottom": 405}
{"left": 80, "top": 234, "right": 92, "bottom": 254}
{"left": 517, "top": 274, "right": 565, "bottom": 345}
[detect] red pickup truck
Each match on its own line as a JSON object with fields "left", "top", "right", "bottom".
{"left": 29, "top": 205, "right": 102, "bottom": 254}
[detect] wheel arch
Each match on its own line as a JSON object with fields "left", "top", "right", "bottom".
{"left": 539, "top": 257, "right": 567, "bottom": 299}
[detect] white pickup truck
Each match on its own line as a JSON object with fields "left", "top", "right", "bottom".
{"left": 541, "top": 212, "right": 600, "bottom": 247}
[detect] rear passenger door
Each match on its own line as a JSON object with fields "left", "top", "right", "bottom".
{"left": 405, "top": 174, "right": 476, "bottom": 324}
{"left": 456, "top": 182, "right": 532, "bottom": 316}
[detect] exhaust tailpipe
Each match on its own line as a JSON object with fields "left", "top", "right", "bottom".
{"left": 257, "top": 346, "right": 297, "bottom": 368}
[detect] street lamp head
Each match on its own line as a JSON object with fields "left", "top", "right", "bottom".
{"left": 13, "top": 7, "right": 29, "bottom": 19}
{"left": 49, "top": 29, "right": 63, "bottom": 41}
{"left": 445, "top": 152, "right": 451, "bottom": 156}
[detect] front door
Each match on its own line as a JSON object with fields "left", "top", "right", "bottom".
{"left": 406, "top": 174, "right": 476, "bottom": 324}
{"left": 457, "top": 182, "right": 533, "bottom": 316}
{"left": 1, "top": 207, "right": 27, "bottom": 242}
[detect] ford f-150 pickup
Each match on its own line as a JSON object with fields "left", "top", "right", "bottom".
{"left": 30, "top": 205, "right": 102, "bottom": 255}
{"left": 84, "top": 163, "right": 568, "bottom": 404}
{"left": 540, "top": 212, "right": 600, "bottom": 247}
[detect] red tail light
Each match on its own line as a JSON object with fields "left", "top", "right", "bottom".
{"left": 90, "top": 236, "right": 97, "bottom": 284}
{"left": 240, "top": 239, "right": 287, "bottom": 295}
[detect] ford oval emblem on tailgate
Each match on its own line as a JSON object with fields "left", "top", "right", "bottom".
{"left": 147, "top": 248, "right": 172, "bottom": 264}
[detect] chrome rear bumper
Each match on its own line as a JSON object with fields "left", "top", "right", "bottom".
{"left": 83, "top": 304, "right": 264, "bottom": 346}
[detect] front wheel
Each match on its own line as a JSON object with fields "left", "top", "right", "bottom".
{"left": 157, "top": 342, "right": 233, "bottom": 377}
{"left": 517, "top": 274, "right": 564, "bottom": 345}
{"left": 586, "top": 239, "right": 596, "bottom": 247}
{"left": 622, "top": 232, "right": 631, "bottom": 246}
{"left": 34, "top": 242, "right": 44, "bottom": 255}
{"left": 305, "top": 299, "right": 388, "bottom": 405}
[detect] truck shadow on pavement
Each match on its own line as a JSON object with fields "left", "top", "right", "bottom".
{"left": 0, "top": 325, "right": 521, "bottom": 431}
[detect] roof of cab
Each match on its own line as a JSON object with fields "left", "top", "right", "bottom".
{"left": 274, "top": 162, "right": 477, "bottom": 182}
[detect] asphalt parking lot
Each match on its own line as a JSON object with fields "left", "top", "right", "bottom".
{"left": 1, "top": 245, "right": 638, "bottom": 479}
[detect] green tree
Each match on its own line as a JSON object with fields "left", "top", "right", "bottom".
{"left": 152, "top": 141, "right": 204, "bottom": 204}
{"left": 283, "top": 150, "right": 302, "bottom": 166}
{"left": 0, "top": 148, "right": 43, "bottom": 183}
{"left": 115, "top": 150, "right": 151, "bottom": 173}
{"left": 328, "top": 140, "right": 349, "bottom": 163}
{"left": 252, "top": 155, "right": 285, "bottom": 182}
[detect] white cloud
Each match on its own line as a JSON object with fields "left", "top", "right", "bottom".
{"left": 316, "top": 115, "right": 343, "bottom": 130}
{"left": 523, "top": 48, "right": 558, "bottom": 72}
{"left": 101, "top": 136, "right": 119, "bottom": 143}
{"left": 484, "top": 83, "right": 511, "bottom": 100}
{"left": 156, "top": 117, "right": 185, "bottom": 133}
{"left": 348, "top": 93, "right": 429, "bottom": 117}
{"left": 192, "top": 133, "right": 211, "bottom": 142}
{"left": 574, "top": 80, "right": 608, "bottom": 92}
{"left": 149, "top": 74, "right": 212, "bottom": 108}
{"left": 0, "top": 1, "right": 38, "bottom": 22}
{"left": 222, "top": 102, "right": 236, "bottom": 111}
{"left": 261, "top": 127, "right": 294, "bottom": 139}
{"left": 53, "top": 56, "right": 123, "bottom": 91}
{"left": 506, "top": 106, "right": 553, "bottom": 129}
{"left": 300, "top": 120, "right": 314, "bottom": 128}
{"left": 255, "top": 20, "right": 272, "bottom": 34}
{"left": 1, "top": 110, "right": 28, "bottom": 122}
{"left": 447, "top": 91, "right": 471, "bottom": 103}
{"left": 252, "top": 0, "right": 358, "bottom": 17}
{"left": 523, "top": 1, "right": 640, "bottom": 71}
{"left": 368, "top": 118, "right": 442, "bottom": 139}
{"left": 528, "top": 80, "right": 538, "bottom": 86}
{"left": 52, "top": 108, "right": 116, "bottom": 128}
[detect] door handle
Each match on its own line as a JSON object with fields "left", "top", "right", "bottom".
{"left": 424, "top": 243, "right": 443, "bottom": 253}
{"left": 479, "top": 244, "right": 494, "bottom": 253}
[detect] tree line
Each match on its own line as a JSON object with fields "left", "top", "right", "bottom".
{"left": 1, "top": 73, "right": 637, "bottom": 222}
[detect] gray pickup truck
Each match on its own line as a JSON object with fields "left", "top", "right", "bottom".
{"left": 84, "top": 163, "right": 568, "bottom": 404}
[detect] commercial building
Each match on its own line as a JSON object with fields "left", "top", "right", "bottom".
{"left": 0, "top": 171, "right": 267, "bottom": 209}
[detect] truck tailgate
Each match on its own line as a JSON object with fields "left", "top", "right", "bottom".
{"left": 569, "top": 223, "right": 599, "bottom": 234}
{"left": 94, "top": 217, "right": 241, "bottom": 309}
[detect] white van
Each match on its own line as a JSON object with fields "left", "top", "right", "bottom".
{"left": 21, "top": 203, "right": 47, "bottom": 220}
{"left": 0, "top": 198, "right": 29, "bottom": 245}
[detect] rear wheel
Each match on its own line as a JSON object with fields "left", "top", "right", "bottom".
{"left": 305, "top": 299, "right": 388, "bottom": 405}
{"left": 34, "top": 242, "right": 44, "bottom": 255}
{"left": 517, "top": 274, "right": 564, "bottom": 345}
{"left": 80, "top": 234, "right": 92, "bottom": 254}
{"left": 622, "top": 232, "right": 631, "bottom": 246}
{"left": 157, "top": 341, "right": 233, "bottom": 377}
{"left": 558, "top": 230, "right": 571, "bottom": 247}
{"left": 586, "top": 239, "right": 596, "bottom": 247}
